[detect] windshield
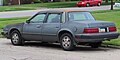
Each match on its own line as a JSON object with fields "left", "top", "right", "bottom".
{"left": 68, "top": 12, "right": 95, "bottom": 21}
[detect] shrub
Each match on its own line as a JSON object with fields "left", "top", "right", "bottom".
{"left": 33, "top": 0, "right": 41, "bottom": 3}
{"left": 3, "top": 0, "right": 9, "bottom": 5}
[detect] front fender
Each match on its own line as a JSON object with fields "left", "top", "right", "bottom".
{"left": 8, "top": 27, "right": 21, "bottom": 35}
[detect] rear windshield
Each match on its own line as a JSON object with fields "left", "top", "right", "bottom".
{"left": 68, "top": 12, "right": 95, "bottom": 21}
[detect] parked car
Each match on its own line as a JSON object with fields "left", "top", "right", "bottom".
{"left": 1, "top": 10, "right": 119, "bottom": 51}
{"left": 76, "top": 0, "right": 102, "bottom": 7}
{"left": 114, "top": 3, "right": 120, "bottom": 8}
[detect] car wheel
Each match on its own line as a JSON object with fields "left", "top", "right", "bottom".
{"left": 60, "top": 33, "right": 75, "bottom": 51}
{"left": 97, "top": 2, "right": 101, "bottom": 6}
{"left": 11, "top": 30, "right": 24, "bottom": 46}
{"left": 90, "top": 42, "right": 102, "bottom": 48}
{"left": 41, "top": 41, "right": 48, "bottom": 44}
{"left": 86, "top": 3, "right": 90, "bottom": 7}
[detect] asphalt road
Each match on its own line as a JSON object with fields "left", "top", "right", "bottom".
{"left": 0, "top": 5, "right": 111, "bottom": 18}
{"left": 0, "top": 38, "right": 120, "bottom": 60}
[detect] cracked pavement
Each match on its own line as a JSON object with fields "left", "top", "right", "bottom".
{"left": 0, "top": 38, "right": 120, "bottom": 60}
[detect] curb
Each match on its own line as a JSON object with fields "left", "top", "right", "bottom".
{"left": 101, "top": 44, "right": 120, "bottom": 49}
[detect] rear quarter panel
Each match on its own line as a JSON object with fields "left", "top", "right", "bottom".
{"left": 60, "top": 21, "right": 88, "bottom": 37}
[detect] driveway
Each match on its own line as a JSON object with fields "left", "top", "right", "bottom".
{"left": 0, "top": 5, "right": 111, "bottom": 18}
{"left": 0, "top": 38, "right": 120, "bottom": 60}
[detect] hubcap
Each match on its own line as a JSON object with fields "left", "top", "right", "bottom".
{"left": 87, "top": 4, "right": 89, "bottom": 7}
{"left": 98, "top": 3, "right": 100, "bottom": 6}
{"left": 12, "top": 33, "right": 19, "bottom": 44}
{"left": 62, "top": 36, "right": 71, "bottom": 48}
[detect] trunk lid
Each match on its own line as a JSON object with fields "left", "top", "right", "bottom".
{"left": 74, "top": 20, "right": 116, "bottom": 33}
{"left": 88, "top": 21, "right": 115, "bottom": 28}
{"left": 74, "top": 20, "right": 115, "bottom": 28}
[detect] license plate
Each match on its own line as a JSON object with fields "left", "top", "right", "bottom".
{"left": 99, "top": 28, "right": 106, "bottom": 32}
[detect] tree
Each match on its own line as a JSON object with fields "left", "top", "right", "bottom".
{"left": 18, "top": 0, "right": 21, "bottom": 5}
{"left": 111, "top": 0, "right": 114, "bottom": 10}
{"left": 105, "top": 0, "right": 109, "bottom": 3}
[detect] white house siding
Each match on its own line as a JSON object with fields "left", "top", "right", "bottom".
{"left": 0, "top": 0, "right": 3, "bottom": 6}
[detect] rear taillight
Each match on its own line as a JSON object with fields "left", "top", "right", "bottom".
{"left": 84, "top": 28, "right": 99, "bottom": 33}
{"left": 109, "top": 26, "right": 116, "bottom": 32}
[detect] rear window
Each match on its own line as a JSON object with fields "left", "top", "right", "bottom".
{"left": 68, "top": 12, "right": 95, "bottom": 21}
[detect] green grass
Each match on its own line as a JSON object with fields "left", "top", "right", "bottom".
{"left": 0, "top": 17, "right": 29, "bottom": 38}
{"left": 92, "top": 9, "right": 120, "bottom": 32}
{"left": 0, "top": 9, "right": 120, "bottom": 46}
{"left": 0, "top": 17, "right": 29, "bottom": 29}
{"left": 0, "top": 1, "right": 111, "bottom": 12}
{"left": 0, "top": 1, "right": 77, "bottom": 12}
{"left": 0, "top": 29, "right": 3, "bottom": 38}
{"left": 103, "top": 39, "right": 120, "bottom": 46}
{"left": 19, "top": 1, "right": 77, "bottom": 8}
{"left": 0, "top": 6, "right": 35, "bottom": 12}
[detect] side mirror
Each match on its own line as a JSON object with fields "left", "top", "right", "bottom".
{"left": 26, "top": 20, "right": 30, "bottom": 23}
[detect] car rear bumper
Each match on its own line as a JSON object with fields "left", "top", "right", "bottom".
{"left": 75, "top": 32, "right": 120, "bottom": 42}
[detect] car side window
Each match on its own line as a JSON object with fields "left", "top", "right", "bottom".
{"left": 30, "top": 13, "right": 46, "bottom": 23}
{"left": 47, "top": 13, "right": 61, "bottom": 23}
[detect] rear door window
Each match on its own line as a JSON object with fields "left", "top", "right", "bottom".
{"left": 46, "top": 13, "right": 61, "bottom": 23}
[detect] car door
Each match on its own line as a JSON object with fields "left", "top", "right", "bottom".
{"left": 42, "top": 13, "right": 62, "bottom": 42}
{"left": 93, "top": 0, "right": 97, "bottom": 5}
{"left": 89, "top": 0, "right": 94, "bottom": 5}
{"left": 22, "top": 13, "right": 46, "bottom": 41}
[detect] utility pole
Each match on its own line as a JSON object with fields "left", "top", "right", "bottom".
{"left": 111, "top": 0, "right": 114, "bottom": 10}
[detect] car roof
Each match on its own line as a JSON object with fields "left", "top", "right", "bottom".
{"left": 38, "top": 9, "right": 89, "bottom": 13}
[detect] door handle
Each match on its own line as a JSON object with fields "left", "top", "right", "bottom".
{"left": 55, "top": 26, "right": 59, "bottom": 28}
{"left": 36, "top": 25, "right": 41, "bottom": 28}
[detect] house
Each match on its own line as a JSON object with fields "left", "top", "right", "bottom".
{"left": 0, "top": 0, "right": 3, "bottom": 6}
{"left": 7, "top": 0, "right": 33, "bottom": 5}
{"left": 0, "top": 0, "right": 61, "bottom": 6}
{"left": 1, "top": 0, "right": 33, "bottom": 5}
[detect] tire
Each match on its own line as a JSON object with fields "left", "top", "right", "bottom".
{"left": 10, "top": 30, "right": 24, "bottom": 46}
{"left": 97, "top": 2, "right": 101, "bottom": 6}
{"left": 41, "top": 42, "right": 48, "bottom": 44}
{"left": 86, "top": 3, "right": 90, "bottom": 7}
{"left": 77, "top": 5, "right": 81, "bottom": 7}
{"left": 90, "top": 42, "right": 102, "bottom": 48}
{"left": 60, "top": 33, "right": 75, "bottom": 51}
